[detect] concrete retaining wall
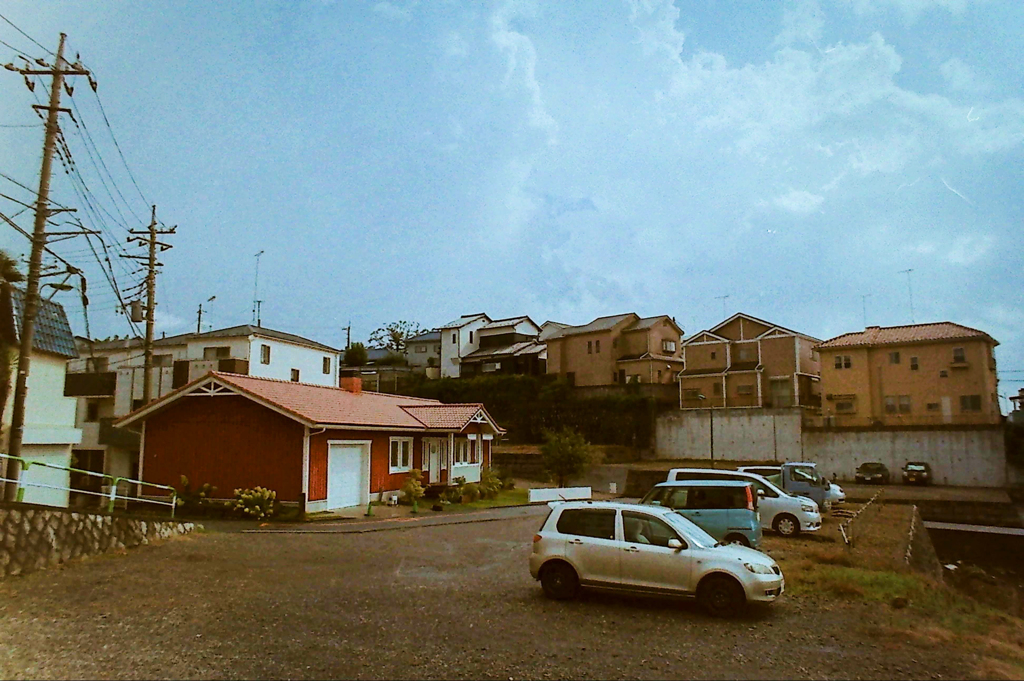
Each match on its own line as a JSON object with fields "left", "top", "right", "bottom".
{"left": 803, "top": 428, "right": 1006, "bottom": 487}
{"left": 655, "top": 409, "right": 803, "bottom": 462}
{"left": 0, "top": 502, "right": 198, "bottom": 580}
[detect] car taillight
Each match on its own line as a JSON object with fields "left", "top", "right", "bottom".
{"left": 745, "top": 485, "right": 755, "bottom": 512}
{"left": 533, "top": 534, "right": 542, "bottom": 543}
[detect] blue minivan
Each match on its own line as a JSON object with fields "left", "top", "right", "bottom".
{"left": 639, "top": 480, "right": 763, "bottom": 549}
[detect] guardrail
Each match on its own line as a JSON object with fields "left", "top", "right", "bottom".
{"left": 0, "top": 453, "right": 177, "bottom": 517}
{"left": 834, "top": 489, "right": 882, "bottom": 547}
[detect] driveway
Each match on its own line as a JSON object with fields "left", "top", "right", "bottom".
{"left": 0, "top": 515, "right": 971, "bottom": 680}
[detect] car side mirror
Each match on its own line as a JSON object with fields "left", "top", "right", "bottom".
{"left": 757, "top": 489, "right": 765, "bottom": 497}
{"left": 667, "top": 538, "right": 683, "bottom": 550}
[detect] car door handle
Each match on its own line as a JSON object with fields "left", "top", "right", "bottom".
{"left": 623, "top": 546, "right": 640, "bottom": 552}
{"left": 568, "top": 538, "right": 583, "bottom": 545}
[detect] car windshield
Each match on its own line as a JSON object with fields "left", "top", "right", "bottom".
{"left": 663, "top": 511, "right": 718, "bottom": 549}
{"left": 906, "top": 463, "right": 927, "bottom": 471}
{"left": 860, "top": 463, "right": 885, "bottom": 472}
{"left": 792, "top": 465, "right": 821, "bottom": 483}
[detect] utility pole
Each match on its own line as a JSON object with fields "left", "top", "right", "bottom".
{"left": 126, "top": 206, "right": 174, "bottom": 404}
{"left": 714, "top": 294, "right": 730, "bottom": 320}
{"left": 251, "top": 250, "right": 264, "bottom": 325}
{"left": 3, "top": 34, "right": 91, "bottom": 500}
{"left": 196, "top": 295, "right": 215, "bottom": 333}
{"left": 861, "top": 293, "right": 871, "bottom": 328}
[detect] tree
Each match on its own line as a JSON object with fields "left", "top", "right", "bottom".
{"left": 368, "top": 320, "right": 425, "bottom": 353}
{"left": 343, "top": 342, "right": 368, "bottom": 367}
{"left": 540, "top": 427, "right": 592, "bottom": 488}
{"left": 0, "top": 250, "right": 24, "bottom": 439}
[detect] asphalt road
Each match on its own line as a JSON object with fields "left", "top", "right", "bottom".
{"left": 0, "top": 515, "right": 971, "bottom": 680}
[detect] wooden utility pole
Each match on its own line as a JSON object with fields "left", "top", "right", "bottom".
{"left": 3, "top": 34, "right": 90, "bottom": 500}
{"left": 126, "top": 207, "right": 174, "bottom": 404}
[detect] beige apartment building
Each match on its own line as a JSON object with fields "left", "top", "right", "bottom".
{"left": 815, "top": 322, "right": 1000, "bottom": 427}
{"left": 678, "top": 313, "right": 822, "bottom": 410}
{"left": 545, "top": 313, "right": 685, "bottom": 386}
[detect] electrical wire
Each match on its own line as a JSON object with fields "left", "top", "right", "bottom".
{"left": 0, "top": 12, "right": 55, "bottom": 55}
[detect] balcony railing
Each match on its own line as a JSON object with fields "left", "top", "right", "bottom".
{"left": 64, "top": 371, "right": 116, "bottom": 397}
{"left": 804, "top": 413, "right": 1002, "bottom": 428}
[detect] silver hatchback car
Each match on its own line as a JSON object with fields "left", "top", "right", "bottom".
{"left": 530, "top": 501, "right": 784, "bottom": 617}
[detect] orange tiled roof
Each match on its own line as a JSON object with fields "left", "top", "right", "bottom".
{"left": 117, "top": 372, "right": 503, "bottom": 433}
{"left": 817, "top": 322, "right": 997, "bottom": 349}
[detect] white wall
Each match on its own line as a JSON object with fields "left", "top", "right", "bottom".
{"left": 186, "top": 337, "right": 249, "bottom": 361}
{"left": 18, "top": 444, "right": 72, "bottom": 507}
{"left": 803, "top": 428, "right": 1006, "bottom": 487}
{"left": 246, "top": 336, "right": 339, "bottom": 386}
{"left": 441, "top": 319, "right": 491, "bottom": 379}
{"left": 655, "top": 408, "right": 803, "bottom": 463}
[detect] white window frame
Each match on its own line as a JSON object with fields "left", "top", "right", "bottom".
{"left": 323, "top": 356, "right": 331, "bottom": 374}
{"left": 662, "top": 339, "right": 676, "bottom": 353}
{"left": 453, "top": 439, "right": 470, "bottom": 465}
{"left": 260, "top": 344, "right": 271, "bottom": 365}
{"left": 389, "top": 437, "right": 413, "bottom": 473}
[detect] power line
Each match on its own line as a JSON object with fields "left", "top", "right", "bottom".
{"left": 0, "top": 37, "right": 33, "bottom": 59}
{"left": 0, "top": 12, "right": 55, "bottom": 55}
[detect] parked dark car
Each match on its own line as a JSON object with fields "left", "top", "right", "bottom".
{"left": 902, "top": 462, "right": 932, "bottom": 485}
{"left": 854, "top": 462, "right": 890, "bottom": 484}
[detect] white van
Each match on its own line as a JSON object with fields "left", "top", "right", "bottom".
{"left": 666, "top": 468, "right": 821, "bottom": 537}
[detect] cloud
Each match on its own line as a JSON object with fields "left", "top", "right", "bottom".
{"left": 840, "top": 0, "right": 975, "bottom": 20}
{"left": 627, "top": 0, "right": 686, "bottom": 66}
{"left": 490, "top": 0, "right": 558, "bottom": 146}
{"left": 442, "top": 31, "right": 468, "bottom": 58}
{"left": 939, "top": 57, "right": 987, "bottom": 93}
{"left": 946, "top": 234, "right": 994, "bottom": 265}
{"left": 773, "top": 189, "right": 825, "bottom": 213}
{"left": 774, "top": 0, "right": 825, "bottom": 48}
{"left": 372, "top": 1, "right": 415, "bottom": 21}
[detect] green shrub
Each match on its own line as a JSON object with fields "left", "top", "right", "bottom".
{"left": 233, "top": 486, "right": 276, "bottom": 520}
{"left": 442, "top": 476, "right": 466, "bottom": 503}
{"left": 479, "top": 467, "right": 502, "bottom": 499}
{"left": 540, "top": 427, "right": 592, "bottom": 488}
{"left": 461, "top": 482, "right": 481, "bottom": 503}
{"left": 401, "top": 469, "right": 426, "bottom": 504}
{"left": 174, "top": 475, "right": 218, "bottom": 515}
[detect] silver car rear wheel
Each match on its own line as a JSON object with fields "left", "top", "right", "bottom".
{"left": 773, "top": 514, "right": 799, "bottom": 537}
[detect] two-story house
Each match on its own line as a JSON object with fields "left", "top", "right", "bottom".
{"left": 460, "top": 316, "right": 547, "bottom": 377}
{"left": 0, "top": 286, "right": 82, "bottom": 507}
{"left": 64, "top": 324, "right": 342, "bottom": 498}
{"left": 439, "top": 313, "right": 491, "bottom": 378}
{"left": 404, "top": 330, "right": 441, "bottom": 375}
{"left": 678, "top": 313, "right": 822, "bottom": 410}
{"left": 545, "top": 313, "right": 685, "bottom": 386}
{"left": 815, "top": 322, "right": 1000, "bottom": 426}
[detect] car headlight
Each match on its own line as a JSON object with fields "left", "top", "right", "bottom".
{"left": 800, "top": 503, "right": 815, "bottom": 513}
{"left": 744, "top": 562, "right": 776, "bottom": 575}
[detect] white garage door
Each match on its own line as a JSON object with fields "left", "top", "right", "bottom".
{"left": 327, "top": 443, "right": 365, "bottom": 509}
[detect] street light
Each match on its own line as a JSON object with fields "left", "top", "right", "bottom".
{"left": 698, "top": 393, "right": 714, "bottom": 468}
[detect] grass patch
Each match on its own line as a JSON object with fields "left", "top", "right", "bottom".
{"left": 440, "top": 488, "right": 529, "bottom": 511}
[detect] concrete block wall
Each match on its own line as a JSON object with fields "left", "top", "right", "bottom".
{"left": 0, "top": 503, "right": 197, "bottom": 580}
{"left": 655, "top": 408, "right": 803, "bottom": 462}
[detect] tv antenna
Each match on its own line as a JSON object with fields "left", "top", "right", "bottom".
{"left": 860, "top": 293, "right": 871, "bottom": 327}
{"left": 251, "top": 250, "right": 264, "bottom": 326}
{"left": 898, "top": 269, "right": 915, "bottom": 323}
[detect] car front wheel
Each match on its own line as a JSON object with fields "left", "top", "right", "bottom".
{"left": 773, "top": 514, "right": 800, "bottom": 537}
{"left": 698, "top": 575, "right": 746, "bottom": 618}
{"left": 725, "top": 533, "right": 750, "bottom": 547}
{"left": 540, "top": 562, "right": 579, "bottom": 600}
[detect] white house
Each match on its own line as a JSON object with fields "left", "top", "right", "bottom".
{"left": 64, "top": 324, "right": 342, "bottom": 501}
{"left": 1, "top": 286, "right": 82, "bottom": 508}
{"left": 439, "top": 313, "right": 491, "bottom": 378}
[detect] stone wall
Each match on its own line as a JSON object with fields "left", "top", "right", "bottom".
{"left": 0, "top": 502, "right": 198, "bottom": 580}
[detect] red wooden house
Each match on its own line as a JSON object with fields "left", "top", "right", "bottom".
{"left": 116, "top": 371, "right": 503, "bottom": 512}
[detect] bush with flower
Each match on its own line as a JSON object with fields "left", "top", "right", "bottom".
{"left": 233, "top": 486, "right": 277, "bottom": 520}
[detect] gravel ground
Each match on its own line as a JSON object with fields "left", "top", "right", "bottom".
{"left": 0, "top": 516, "right": 973, "bottom": 680}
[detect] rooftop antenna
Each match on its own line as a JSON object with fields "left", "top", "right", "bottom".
{"left": 898, "top": 269, "right": 915, "bottom": 323}
{"left": 714, "top": 294, "right": 730, "bottom": 319}
{"left": 251, "top": 250, "right": 264, "bottom": 326}
{"left": 860, "top": 293, "right": 871, "bottom": 327}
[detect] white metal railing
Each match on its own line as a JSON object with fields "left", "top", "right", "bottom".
{"left": 0, "top": 452, "right": 176, "bottom": 517}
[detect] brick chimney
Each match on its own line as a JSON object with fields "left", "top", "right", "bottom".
{"left": 339, "top": 369, "right": 362, "bottom": 394}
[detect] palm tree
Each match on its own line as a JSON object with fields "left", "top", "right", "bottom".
{"left": 0, "top": 249, "right": 25, "bottom": 440}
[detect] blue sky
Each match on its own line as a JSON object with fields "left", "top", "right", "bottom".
{"left": 1, "top": 0, "right": 1022, "bottom": 407}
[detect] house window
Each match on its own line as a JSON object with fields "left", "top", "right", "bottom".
{"left": 453, "top": 439, "right": 471, "bottom": 465}
{"left": 710, "top": 351, "right": 716, "bottom": 360}
{"left": 737, "top": 384, "right": 754, "bottom": 396}
{"left": 86, "top": 356, "right": 109, "bottom": 372}
{"left": 595, "top": 340, "right": 600, "bottom": 353}
{"left": 737, "top": 347, "right": 754, "bottom": 361}
{"left": 85, "top": 401, "right": 100, "bottom": 422}
{"left": 898, "top": 395, "right": 911, "bottom": 414}
{"left": 926, "top": 402, "right": 940, "bottom": 412}
{"left": 657, "top": 370, "right": 662, "bottom": 381}
{"left": 884, "top": 396, "right": 897, "bottom": 414}
{"left": 811, "top": 350, "right": 819, "bottom": 362}
{"left": 889, "top": 352, "right": 900, "bottom": 365}
{"left": 290, "top": 369, "right": 300, "bottom": 382}
{"left": 834, "top": 355, "right": 852, "bottom": 369}
{"left": 939, "top": 370, "right": 948, "bottom": 378}
{"left": 416, "top": 345, "right": 427, "bottom": 353}
{"left": 132, "top": 399, "right": 144, "bottom": 412}
{"left": 587, "top": 341, "right": 592, "bottom": 354}
{"left": 835, "top": 400, "right": 856, "bottom": 413}
{"left": 683, "top": 389, "right": 700, "bottom": 400}
{"left": 323, "top": 357, "right": 331, "bottom": 374}
{"left": 203, "top": 346, "right": 231, "bottom": 360}
{"left": 260, "top": 344, "right": 271, "bottom": 365}
{"left": 910, "top": 356, "right": 919, "bottom": 371}
{"left": 713, "top": 382, "right": 722, "bottom": 396}
{"left": 960, "top": 395, "right": 982, "bottom": 412}
{"left": 953, "top": 347, "right": 966, "bottom": 363}
{"left": 153, "top": 354, "right": 173, "bottom": 368}
{"left": 662, "top": 340, "right": 676, "bottom": 353}
{"left": 389, "top": 437, "right": 413, "bottom": 473}
{"left": 452, "top": 333, "right": 456, "bottom": 344}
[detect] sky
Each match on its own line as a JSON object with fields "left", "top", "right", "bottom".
{"left": 1, "top": 0, "right": 1022, "bottom": 408}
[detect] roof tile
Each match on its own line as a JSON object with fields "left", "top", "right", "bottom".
{"left": 817, "top": 322, "right": 996, "bottom": 349}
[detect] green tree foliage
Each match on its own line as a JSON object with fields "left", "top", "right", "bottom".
{"left": 401, "top": 469, "right": 425, "bottom": 504}
{"left": 368, "top": 320, "right": 425, "bottom": 353}
{"left": 400, "top": 374, "right": 658, "bottom": 447}
{"left": 343, "top": 342, "right": 368, "bottom": 366}
{"left": 540, "top": 428, "right": 592, "bottom": 488}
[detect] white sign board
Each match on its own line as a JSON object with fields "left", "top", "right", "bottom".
{"left": 529, "top": 487, "right": 592, "bottom": 503}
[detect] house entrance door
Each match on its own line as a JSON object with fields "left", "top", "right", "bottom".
{"left": 770, "top": 379, "right": 793, "bottom": 408}
{"left": 425, "top": 439, "right": 442, "bottom": 484}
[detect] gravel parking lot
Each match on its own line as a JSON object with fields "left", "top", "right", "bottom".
{"left": 0, "top": 515, "right": 972, "bottom": 680}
